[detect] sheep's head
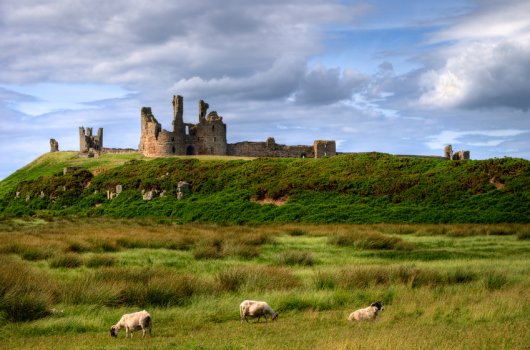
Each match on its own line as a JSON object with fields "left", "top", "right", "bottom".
{"left": 272, "top": 313, "right": 279, "bottom": 322}
{"left": 370, "top": 301, "right": 384, "bottom": 311}
{"left": 110, "top": 326, "right": 119, "bottom": 338}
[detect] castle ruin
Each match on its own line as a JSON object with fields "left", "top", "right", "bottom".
{"left": 79, "top": 127, "right": 103, "bottom": 153}
{"left": 444, "top": 145, "right": 470, "bottom": 160}
{"left": 74, "top": 94, "right": 468, "bottom": 161}
{"left": 138, "top": 95, "right": 336, "bottom": 159}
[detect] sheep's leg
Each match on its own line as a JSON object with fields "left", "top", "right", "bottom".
{"left": 256, "top": 316, "right": 260, "bottom": 323}
{"left": 245, "top": 316, "right": 250, "bottom": 324}
{"left": 125, "top": 327, "right": 129, "bottom": 338}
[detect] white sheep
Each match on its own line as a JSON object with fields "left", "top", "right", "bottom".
{"left": 110, "top": 310, "right": 152, "bottom": 338}
{"left": 240, "top": 300, "right": 278, "bottom": 324}
{"left": 348, "top": 301, "right": 384, "bottom": 322}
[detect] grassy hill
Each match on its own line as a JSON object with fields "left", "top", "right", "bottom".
{"left": 1, "top": 151, "right": 529, "bottom": 223}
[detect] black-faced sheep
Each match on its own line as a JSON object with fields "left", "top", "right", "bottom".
{"left": 348, "top": 301, "right": 384, "bottom": 321}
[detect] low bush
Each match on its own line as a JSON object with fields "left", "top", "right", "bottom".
{"left": 275, "top": 250, "right": 314, "bottom": 266}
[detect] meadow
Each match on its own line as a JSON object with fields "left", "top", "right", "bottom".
{"left": 1, "top": 218, "right": 529, "bottom": 349}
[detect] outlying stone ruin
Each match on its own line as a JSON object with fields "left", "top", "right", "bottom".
{"left": 50, "top": 139, "right": 59, "bottom": 152}
{"left": 444, "top": 145, "right": 470, "bottom": 160}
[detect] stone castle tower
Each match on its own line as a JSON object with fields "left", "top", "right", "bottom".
{"left": 79, "top": 127, "right": 103, "bottom": 152}
{"left": 138, "top": 95, "right": 227, "bottom": 157}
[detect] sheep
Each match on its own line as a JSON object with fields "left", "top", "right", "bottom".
{"left": 240, "top": 300, "right": 278, "bottom": 324}
{"left": 348, "top": 301, "right": 384, "bottom": 322}
{"left": 110, "top": 310, "right": 152, "bottom": 338}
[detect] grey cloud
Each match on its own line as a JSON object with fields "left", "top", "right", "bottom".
{"left": 294, "top": 64, "right": 370, "bottom": 105}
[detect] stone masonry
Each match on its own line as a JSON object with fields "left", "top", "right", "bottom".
{"left": 73, "top": 94, "right": 468, "bottom": 161}
{"left": 444, "top": 145, "right": 470, "bottom": 160}
{"left": 79, "top": 127, "right": 103, "bottom": 153}
{"left": 138, "top": 95, "right": 335, "bottom": 159}
{"left": 50, "top": 139, "right": 59, "bottom": 152}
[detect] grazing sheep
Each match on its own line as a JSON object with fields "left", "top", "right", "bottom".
{"left": 348, "top": 301, "right": 384, "bottom": 322}
{"left": 110, "top": 310, "right": 152, "bottom": 338}
{"left": 240, "top": 300, "right": 278, "bottom": 324}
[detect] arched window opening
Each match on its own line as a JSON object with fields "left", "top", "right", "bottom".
{"left": 212, "top": 125, "right": 215, "bottom": 131}
{"left": 186, "top": 145, "right": 195, "bottom": 155}
{"left": 171, "top": 137, "right": 174, "bottom": 141}
{"left": 324, "top": 152, "right": 327, "bottom": 156}
{"left": 172, "top": 146, "right": 175, "bottom": 154}
{"left": 185, "top": 126, "right": 189, "bottom": 135}
{"left": 213, "top": 137, "right": 216, "bottom": 141}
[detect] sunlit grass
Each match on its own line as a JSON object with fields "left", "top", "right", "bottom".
{"left": 0, "top": 219, "right": 529, "bottom": 349}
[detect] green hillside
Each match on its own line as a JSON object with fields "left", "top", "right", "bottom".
{"left": 1, "top": 152, "right": 529, "bottom": 223}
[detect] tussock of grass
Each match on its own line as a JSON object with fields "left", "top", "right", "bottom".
{"left": 0, "top": 257, "right": 55, "bottom": 322}
{"left": 275, "top": 250, "right": 314, "bottom": 266}
{"left": 84, "top": 254, "right": 117, "bottom": 268}
{"left": 286, "top": 228, "right": 308, "bottom": 236}
{"left": 313, "top": 266, "right": 477, "bottom": 290}
{"left": 517, "top": 227, "right": 530, "bottom": 240}
{"left": 327, "top": 231, "right": 411, "bottom": 250}
{"left": 215, "top": 266, "right": 299, "bottom": 293}
{"left": 49, "top": 254, "right": 84, "bottom": 269}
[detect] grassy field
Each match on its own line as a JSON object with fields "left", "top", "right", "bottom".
{"left": 1, "top": 218, "right": 529, "bottom": 349}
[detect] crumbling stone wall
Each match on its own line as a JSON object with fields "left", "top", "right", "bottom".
{"left": 50, "top": 139, "right": 59, "bottom": 152}
{"left": 79, "top": 127, "right": 103, "bottom": 152}
{"left": 227, "top": 138, "right": 335, "bottom": 159}
{"left": 137, "top": 95, "right": 336, "bottom": 159}
{"left": 444, "top": 145, "right": 470, "bottom": 160}
{"left": 138, "top": 95, "right": 227, "bottom": 157}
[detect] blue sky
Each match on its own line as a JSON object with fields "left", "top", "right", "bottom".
{"left": 1, "top": 0, "right": 529, "bottom": 180}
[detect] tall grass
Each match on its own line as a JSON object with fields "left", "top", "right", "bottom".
{"left": 0, "top": 257, "right": 55, "bottom": 322}
{"left": 327, "top": 230, "right": 413, "bottom": 250}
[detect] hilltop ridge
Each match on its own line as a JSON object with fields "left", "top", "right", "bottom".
{"left": 1, "top": 152, "right": 529, "bottom": 223}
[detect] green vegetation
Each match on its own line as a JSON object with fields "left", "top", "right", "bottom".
{"left": 0, "top": 219, "right": 528, "bottom": 349}
{"left": 1, "top": 152, "right": 529, "bottom": 224}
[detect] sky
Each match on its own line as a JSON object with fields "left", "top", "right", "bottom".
{"left": 1, "top": 0, "right": 529, "bottom": 180}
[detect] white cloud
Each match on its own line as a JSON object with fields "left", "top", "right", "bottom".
{"left": 425, "top": 129, "right": 528, "bottom": 150}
